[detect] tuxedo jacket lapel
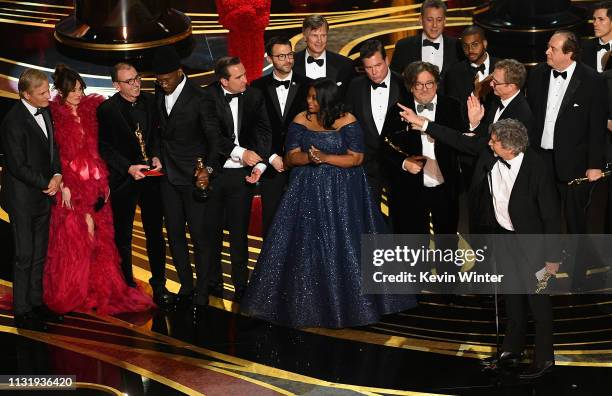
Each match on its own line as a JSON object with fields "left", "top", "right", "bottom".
{"left": 558, "top": 67, "right": 581, "bottom": 119}
{"left": 265, "top": 78, "right": 283, "bottom": 122}
{"left": 284, "top": 80, "right": 299, "bottom": 122}
{"left": 237, "top": 95, "right": 244, "bottom": 136}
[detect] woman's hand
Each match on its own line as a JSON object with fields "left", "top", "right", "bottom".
{"left": 308, "top": 145, "right": 326, "bottom": 164}
{"left": 61, "top": 185, "right": 73, "bottom": 210}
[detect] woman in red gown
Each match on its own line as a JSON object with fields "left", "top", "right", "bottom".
{"left": 43, "top": 64, "right": 155, "bottom": 315}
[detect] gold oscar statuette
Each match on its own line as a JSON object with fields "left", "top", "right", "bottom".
{"left": 134, "top": 122, "right": 149, "bottom": 165}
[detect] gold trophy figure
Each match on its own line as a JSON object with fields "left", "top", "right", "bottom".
{"left": 193, "top": 157, "right": 210, "bottom": 200}
{"left": 134, "top": 123, "right": 150, "bottom": 165}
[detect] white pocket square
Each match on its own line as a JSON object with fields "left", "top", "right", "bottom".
{"left": 573, "top": 103, "right": 579, "bottom": 107}
{"left": 336, "top": 81, "right": 342, "bottom": 86}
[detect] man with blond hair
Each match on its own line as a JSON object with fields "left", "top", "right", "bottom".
{"left": 0, "top": 68, "right": 62, "bottom": 330}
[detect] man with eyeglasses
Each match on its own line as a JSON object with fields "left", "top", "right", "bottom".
{"left": 384, "top": 61, "right": 463, "bottom": 262}
{"left": 151, "top": 46, "right": 221, "bottom": 312}
{"left": 251, "top": 36, "right": 309, "bottom": 235}
{"left": 293, "top": 14, "right": 354, "bottom": 91}
{"left": 97, "top": 62, "right": 173, "bottom": 306}
{"left": 390, "top": 0, "right": 462, "bottom": 91}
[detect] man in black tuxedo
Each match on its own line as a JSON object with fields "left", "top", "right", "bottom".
{"left": 390, "top": 0, "right": 461, "bottom": 88}
{"left": 152, "top": 46, "right": 220, "bottom": 308}
{"left": 385, "top": 62, "right": 463, "bottom": 274}
{"left": 293, "top": 14, "right": 354, "bottom": 91}
{"left": 98, "top": 62, "right": 173, "bottom": 306}
{"left": 251, "top": 36, "right": 308, "bottom": 235}
{"left": 581, "top": 1, "right": 612, "bottom": 72}
{"left": 0, "top": 69, "right": 62, "bottom": 330}
{"left": 202, "top": 57, "right": 271, "bottom": 306}
{"left": 445, "top": 25, "right": 499, "bottom": 107}
{"left": 526, "top": 31, "right": 607, "bottom": 234}
{"left": 345, "top": 39, "right": 406, "bottom": 213}
{"left": 402, "top": 113, "right": 561, "bottom": 378}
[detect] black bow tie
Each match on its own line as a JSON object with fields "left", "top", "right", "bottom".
{"left": 471, "top": 64, "right": 486, "bottom": 75}
{"left": 34, "top": 107, "right": 47, "bottom": 116}
{"left": 307, "top": 56, "right": 324, "bottom": 67}
{"left": 422, "top": 39, "right": 440, "bottom": 50}
{"left": 225, "top": 92, "right": 242, "bottom": 102}
{"left": 370, "top": 81, "right": 387, "bottom": 90}
{"left": 598, "top": 42, "right": 610, "bottom": 52}
{"left": 552, "top": 70, "right": 567, "bottom": 79}
{"left": 416, "top": 102, "right": 434, "bottom": 112}
{"left": 495, "top": 156, "right": 511, "bottom": 169}
{"left": 273, "top": 79, "right": 290, "bottom": 89}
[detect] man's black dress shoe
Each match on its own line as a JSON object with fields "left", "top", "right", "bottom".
{"left": 481, "top": 351, "right": 522, "bottom": 367}
{"left": 153, "top": 288, "right": 176, "bottom": 307}
{"left": 33, "top": 305, "right": 63, "bottom": 323}
{"left": 519, "top": 361, "right": 555, "bottom": 379}
{"left": 14, "top": 312, "right": 48, "bottom": 331}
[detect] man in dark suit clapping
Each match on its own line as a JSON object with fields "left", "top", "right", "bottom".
{"left": 251, "top": 36, "right": 308, "bottom": 235}
{"left": 98, "top": 62, "right": 172, "bottom": 306}
{"left": 0, "top": 69, "right": 62, "bottom": 330}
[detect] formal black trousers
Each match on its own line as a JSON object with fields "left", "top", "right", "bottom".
{"left": 160, "top": 177, "right": 208, "bottom": 297}
{"left": 260, "top": 167, "right": 289, "bottom": 237}
{"left": 9, "top": 202, "right": 49, "bottom": 315}
{"left": 110, "top": 177, "right": 166, "bottom": 291}
{"left": 203, "top": 168, "right": 254, "bottom": 303}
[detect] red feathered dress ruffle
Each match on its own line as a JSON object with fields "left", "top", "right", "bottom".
{"left": 43, "top": 94, "right": 155, "bottom": 315}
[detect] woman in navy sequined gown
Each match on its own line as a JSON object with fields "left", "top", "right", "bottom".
{"left": 241, "top": 79, "right": 416, "bottom": 328}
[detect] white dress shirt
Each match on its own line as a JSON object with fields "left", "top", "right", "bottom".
{"left": 490, "top": 152, "right": 524, "bottom": 231}
{"left": 421, "top": 33, "right": 444, "bottom": 74}
{"left": 370, "top": 70, "right": 392, "bottom": 134}
{"left": 269, "top": 71, "right": 293, "bottom": 164}
{"left": 164, "top": 74, "right": 186, "bottom": 115}
{"left": 541, "top": 61, "right": 576, "bottom": 149}
{"left": 222, "top": 87, "right": 267, "bottom": 173}
{"left": 412, "top": 94, "right": 444, "bottom": 187}
{"left": 304, "top": 49, "right": 327, "bottom": 79}
{"left": 596, "top": 39, "right": 612, "bottom": 73}
{"left": 22, "top": 99, "right": 47, "bottom": 138}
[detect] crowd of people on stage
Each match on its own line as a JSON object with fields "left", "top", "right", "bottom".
{"left": 3, "top": 0, "right": 612, "bottom": 379}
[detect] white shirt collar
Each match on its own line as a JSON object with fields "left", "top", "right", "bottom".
{"left": 21, "top": 99, "right": 40, "bottom": 116}
{"left": 500, "top": 89, "right": 521, "bottom": 108}
{"left": 415, "top": 93, "right": 437, "bottom": 109}
{"left": 273, "top": 70, "right": 293, "bottom": 82}
{"left": 553, "top": 61, "right": 577, "bottom": 79}
{"left": 471, "top": 52, "right": 490, "bottom": 70}
{"left": 421, "top": 33, "right": 443, "bottom": 43}
{"left": 371, "top": 68, "right": 392, "bottom": 89}
{"left": 599, "top": 38, "right": 612, "bottom": 45}
{"left": 166, "top": 74, "right": 187, "bottom": 98}
{"left": 306, "top": 48, "right": 326, "bottom": 61}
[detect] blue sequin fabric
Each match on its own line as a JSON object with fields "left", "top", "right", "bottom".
{"left": 241, "top": 122, "right": 416, "bottom": 328}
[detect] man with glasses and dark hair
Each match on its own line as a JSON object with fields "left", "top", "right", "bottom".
{"left": 151, "top": 46, "right": 221, "bottom": 311}
{"left": 384, "top": 61, "right": 463, "bottom": 271}
{"left": 251, "top": 36, "right": 309, "bottom": 235}
{"left": 97, "top": 62, "right": 173, "bottom": 306}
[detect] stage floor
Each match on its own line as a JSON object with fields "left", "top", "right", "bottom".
{"left": 0, "top": 0, "right": 611, "bottom": 395}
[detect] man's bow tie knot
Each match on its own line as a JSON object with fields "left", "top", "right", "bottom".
{"left": 496, "top": 156, "right": 511, "bottom": 169}
{"left": 471, "top": 64, "right": 486, "bottom": 74}
{"left": 552, "top": 70, "right": 567, "bottom": 79}
{"left": 416, "top": 102, "right": 434, "bottom": 112}
{"left": 598, "top": 42, "right": 611, "bottom": 52}
{"left": 422, "top": 39, "right": 440, "bottom": 50}
{"left": 225, "top": 92, "right": 243, "bottom": 102}
{"left": 307, "top": 56, "right": 324, "bottom": 67}
{"left": 273, "top": 79, "right": 290, "bottom": 89}
{"left": 370, "top": 81, "right": 387, "bottom": 90}
{"left": 34, "top": 107, "right": 47, "bottom": 116}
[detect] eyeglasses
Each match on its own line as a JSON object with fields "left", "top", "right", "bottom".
{"left": 270, "top": 52, "right": 295, "bottom": 61}
{"left": 117, "top": 75, "right": 142, "bottom": 86}
{"left": 414, "top": 81, "right": 435, "bottom": 90}
{"left": 490, "top": 78, "right": 511, "bottom": 87}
